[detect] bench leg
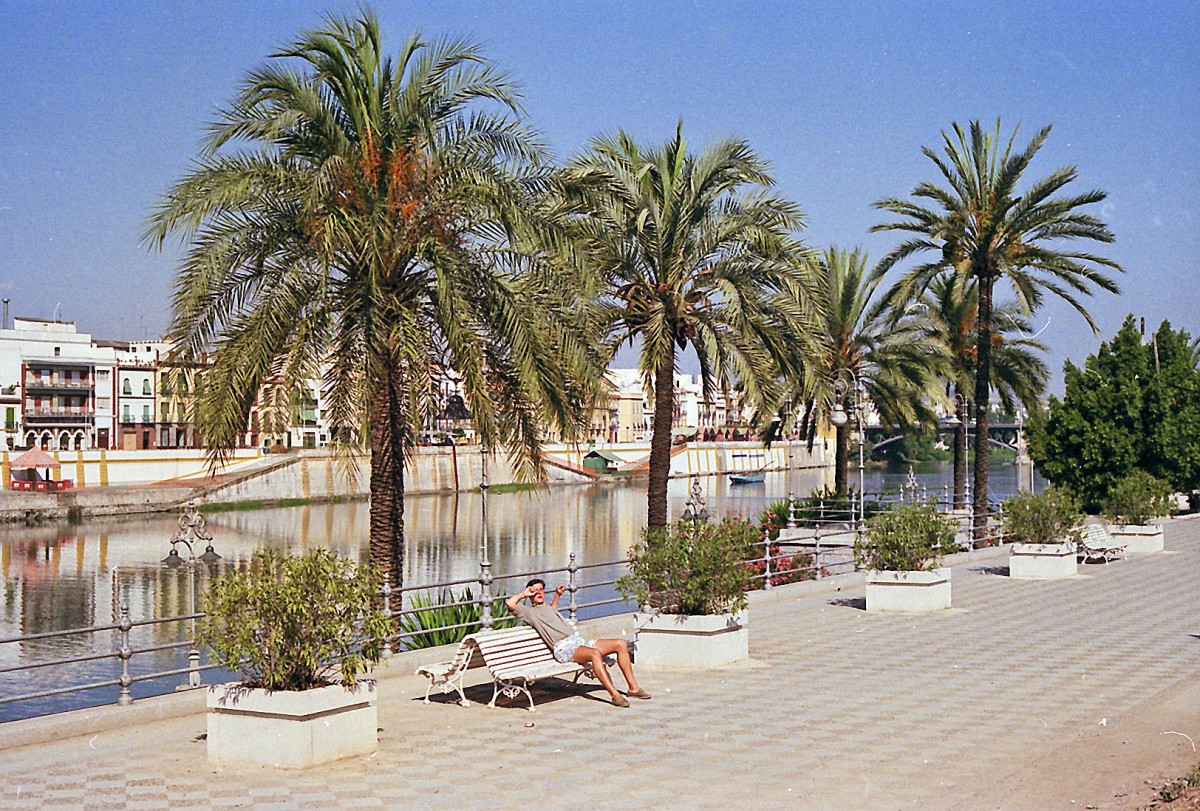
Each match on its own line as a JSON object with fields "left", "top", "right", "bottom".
{"left": 489, "top": 679, "right": 536, "bottom": 711}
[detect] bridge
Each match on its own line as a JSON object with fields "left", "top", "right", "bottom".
{"left": 864, "top": 422, "right": 1030, "bottom": 462}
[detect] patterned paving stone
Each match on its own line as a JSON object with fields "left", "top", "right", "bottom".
{"left": 2, "top": 519, "right": 1200, "bottom": 808}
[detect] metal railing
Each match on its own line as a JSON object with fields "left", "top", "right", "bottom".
{"left": 0, "top": 497, "right": 1007, "bottom": 724}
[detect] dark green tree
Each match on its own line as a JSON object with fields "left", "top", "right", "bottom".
{"left": 1028, "top": 316, "right": 1200, "bottom": 507}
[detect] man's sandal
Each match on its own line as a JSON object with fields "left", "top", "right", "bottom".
{"left": 612, "top": 695, "right": 630, "bottom": 708}
{"left": 626, "top": 689, "right": 652, "bottom": 700}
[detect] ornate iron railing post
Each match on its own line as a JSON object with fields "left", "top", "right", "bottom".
{"left": 380, "top": 582, "right": 394, "bottom": 657}
{"left": 479, "top": 448, "right": 493, "bottom": 630}
{"left": 786, "top": 492, "right": 797, "bottom": 528}
{"left": 479, "top": 560, "right": 494, "bottom": 631}
{"left": 763, "top": 532, "right": 773, "bottom": 590}
{"left": 117, "top": 601, "right": 133, "bottom": 706}
{"left": 567, "top": 553, "right": 579, "bottom": 623}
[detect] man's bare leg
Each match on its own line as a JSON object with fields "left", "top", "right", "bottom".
{"left": 572, "top": 645, "right": 624, "bottom": 704}
{"left": 590, "top": 638, "right": 642, "bottom": 694}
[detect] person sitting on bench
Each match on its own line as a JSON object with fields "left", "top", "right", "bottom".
{"left": 505, "top": 578, "right": 651, "bottom": 708}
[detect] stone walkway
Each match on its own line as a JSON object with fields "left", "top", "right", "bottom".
{"left": 2, "top": 519, "right": 1198, "bottom": 809}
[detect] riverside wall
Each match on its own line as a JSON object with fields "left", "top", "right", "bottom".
{"left": 0, "top": 440, "right": 831, "bottom": 524}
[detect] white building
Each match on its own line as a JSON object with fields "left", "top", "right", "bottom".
{"left": 0, "top": 318, "right": 119, "bottom": 450}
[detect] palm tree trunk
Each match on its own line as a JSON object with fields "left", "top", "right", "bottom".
{"left": 971, "top": 278, "right": 994, "bottom": 544}
{"left": 953, "top": 386, "right": 968, "bottom": 509}
{"left": 834, "top": 422, "right": 849, "bottom": 497}
{"left": 646, "top": 356, "right": 676, "bottom": 530}
{"left": 369, "top": 359, "right": 406, "bottom": 595}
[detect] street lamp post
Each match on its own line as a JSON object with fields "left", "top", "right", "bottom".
{"left": 942, "top": 392, "right": 971, "bottom": 511}
{"left": 829, "top": 370, "right": 865, "bottom": 531}
{"left": 162, "top": 500, "right": 220, "bottom": 689}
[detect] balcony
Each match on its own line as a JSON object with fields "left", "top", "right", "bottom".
{"left": 22, "top": 408, "right": 95, "bottom": 425}
{"left": 24, "top": 374, "right": 93, "bottom": 392}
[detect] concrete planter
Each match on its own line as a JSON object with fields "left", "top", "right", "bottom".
{"left": 634, "top": 611, "right": 748, "bottom": 667}
{"left": 1106, "top": 523, "right": 1164, "bottom": 554}
{"left": 207, "top": 681, "right": 377, "bottom": 768}
{"left": 865, "top": 568, "right": 951, "bottom": 612}
{"left": 1009, "top": 542, "right": 1078, "bottom": 579}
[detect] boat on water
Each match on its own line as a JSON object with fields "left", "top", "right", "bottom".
{"left": 729, "top": 471, "right": 765, "bottom": 485}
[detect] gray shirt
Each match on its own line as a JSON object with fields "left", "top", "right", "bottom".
{"left": 511, "top": 602, "right": 577, "bottom": 650}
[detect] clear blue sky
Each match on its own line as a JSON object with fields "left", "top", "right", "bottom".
{"left": 1, "top": 1, "right": 1196, "bottom": 391}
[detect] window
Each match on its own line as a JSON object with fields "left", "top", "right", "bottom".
{"left": 122, "top": 405, "right": 131, "bottom": 422}
{"left": 54, "top": 347, "right": 60, "bottom": 357}
{"left": 4, "top": 407, "right": 13, "bottom": 429}
{"left": 142, "top": 405, "right": 151, "bottom": 423}
{"left": 122, "top": 378, "right": 131, "bottom": 395}
{"left": 142, "top": 379, "right": 151, "bottom": 395}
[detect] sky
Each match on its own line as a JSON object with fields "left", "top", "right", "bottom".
{"left": 1, "top": 1, "right": 1196, "bottom": 392}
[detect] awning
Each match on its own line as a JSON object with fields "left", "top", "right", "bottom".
{"left": 9, "top": 447, "right": 62, "bottom": 469}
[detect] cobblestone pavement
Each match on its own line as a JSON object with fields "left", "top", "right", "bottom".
{"left": 2, "top": 519, "right": 1198, "bottom": 810}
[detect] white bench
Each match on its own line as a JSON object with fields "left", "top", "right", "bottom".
{"left": 1077, "top": 523, "right": 1128, "bottom": 564}
{"left": 416, "top": 626, "right": 605, "bottom": 712}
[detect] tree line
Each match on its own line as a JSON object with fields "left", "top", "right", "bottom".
{"left": 145, "top": 11, "right": 1122, "bottom": 589}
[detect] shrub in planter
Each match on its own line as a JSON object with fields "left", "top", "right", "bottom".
{"left": 1001, "top": 488, "right": 1084, "bottom": 546}
{"left": 854, "top": 505, "right": 956, "bottom": 572}
{"left": 617, "top": 518, "right": 756, "bottom": 615}
{"left": 618, "top": 518, "right": 756, "bottom": 667}
{"left": 198, "top": 548, "right": 393, "bottom": 768}
{"left": 198, "top": 548, "right": 392, "bottom": 690}
{"left": 1101, "top": 471, "right": 1173, "bottom": 527}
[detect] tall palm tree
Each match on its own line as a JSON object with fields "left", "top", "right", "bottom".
{"left": 795, "top": 248, "right": 945, "bottom": 497}
{"left": 912, "top": 274, "right": 1049, "bottom": 508}
{"left": 873, "top": 119, "right": 1121, "bottom": 538}
{"left": 145, "top": 12, "right": 599, "bottom": 590}
{"left": 557, "top": 124, "right": 818, "bottom": 530}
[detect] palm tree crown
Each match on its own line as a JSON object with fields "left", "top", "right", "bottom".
{"left": 557, "top": 124, "right": 817, "bottom": 529}
{"left": 872, "top": 119, "right": 1120, "bottom": 537}
{"left": 146, "top": 12, "right": 598, "bottom": 589}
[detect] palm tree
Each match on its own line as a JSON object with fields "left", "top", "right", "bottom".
{"left": 794, "top": 248, "right": 945, "bottom": 497}
{"left": 912, "top": 274, "right": 1048, "bottom": 508}
{"left": 873, "top": 119, "right": 1121, "bottom": 538}
{"left": 557, "top": 124, "right": 817, "bottom": 530}
{"left": 145, "top": 12, "right": 599, "bottom": 590}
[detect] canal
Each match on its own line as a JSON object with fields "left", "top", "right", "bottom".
{"left": 0, "top": 461, "right": 1044, "bottom": 721}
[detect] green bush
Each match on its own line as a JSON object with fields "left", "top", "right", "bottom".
{"left": 617, "top": 517, "right": 757, "bottom": 615}
{"left": 197, "top": 549, "right": 392, "bottom": 691}
{"left": 854, "top": 505, "right": 956, "bottom": 572}
{"left": 397, "top": 587, "right": 517, "bottom": 650}
{"left": 1101, "top": 470, "right": 1173, "bottom": 526}
{"left": 1000, "top": 488, "right": 1084, "bottom": 545}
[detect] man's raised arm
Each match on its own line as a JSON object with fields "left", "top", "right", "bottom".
{"left": 505, "top": 586, "right": 531, "bottom": 614}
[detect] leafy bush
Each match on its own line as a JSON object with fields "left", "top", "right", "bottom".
{"left": 1000, "top": 488, "right": 1084, "bottom": 545}
{"left": 197, "top": 548, "right": 392, "bottom": 691}
{"left": 397, "top": 587, "right": 517, "bottom": 650}
{"left": 1101, "top": 470, "right": 1173, "bottom": 526}
{"left": 753, "top": 501, "right": 817, "bottom": 585}
{"left": 617, "top": 517, "right": 757, "bottom": 615}
{"left": 854, "top": 505, "right": 956, "bottom": 572}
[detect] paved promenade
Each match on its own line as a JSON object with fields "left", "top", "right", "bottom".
{"left": 2, "top": 519, "right": 1199, "bottom": 810}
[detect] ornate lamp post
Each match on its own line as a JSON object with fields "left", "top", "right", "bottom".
{"left": 942, "top": 392, "right": 971, "bottom": 510}
{"left": 162, "top": 500, "right": 220, "bottom": 688}
{"left": 829, "top": 370, "right": 866, "bottom": 530}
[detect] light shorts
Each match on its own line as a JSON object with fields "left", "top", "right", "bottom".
{"left": 552, "top": 634, "right": 593, "bottom": 663}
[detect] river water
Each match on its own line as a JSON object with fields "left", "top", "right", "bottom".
{"left": 0, "top": 461, "right": 1042, "bottom": 721}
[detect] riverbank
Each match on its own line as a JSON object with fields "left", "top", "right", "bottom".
{"left": 0, "top": 441, "right": 831, "bottom": 524}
